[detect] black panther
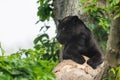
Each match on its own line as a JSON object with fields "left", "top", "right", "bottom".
{"left": 56, "top": 16, "right": 103, "bottom": 69}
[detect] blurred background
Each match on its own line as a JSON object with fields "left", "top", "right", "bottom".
{"left": 0, "top": 0, "right": 56, "bottom": 55}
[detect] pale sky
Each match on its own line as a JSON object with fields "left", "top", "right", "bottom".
{"left": 0, "top": 0, "right": 56, "bottom": 55}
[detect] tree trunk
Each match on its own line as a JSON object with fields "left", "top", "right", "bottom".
{"left": 106, "top": 17, "right": 120, "bottom": 67}
{"left": 52, "top": 0, "right": 107, "bottom": 80}
{"left": 53, "top": 0, "right": 86, "bottom": 23}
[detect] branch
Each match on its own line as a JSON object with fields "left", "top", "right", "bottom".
{"left": 53, "top": 58, "right": 106, "bottom": 80}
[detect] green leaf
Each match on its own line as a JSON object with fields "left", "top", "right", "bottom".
{"left": 115, "top": 0, "right": 120, "bottom": 4}
{"left": 34, "top": 34, "right": 49, "bottom": 44}
{"left": 114, "top": 13, "right": 120, "bottom": 19}
{"left": 109, "top": 68, "right": 116, "bottom": 75}
{"left": 0, "top": 42, "right": 5, "bottom": 56}
{"left": 37, "top": 0, "right": 52, "bottom": 21}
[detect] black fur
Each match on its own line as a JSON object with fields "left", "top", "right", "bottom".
{"left": 56, "top": 16, "right": 103, "bottom": 69}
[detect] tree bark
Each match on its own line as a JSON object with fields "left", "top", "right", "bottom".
{"left": 53, "top": 0, "right": 86, "bottom": 23}
{"left": 106, "top": 17, "right": 120, "bottom": 67}
{"left": 53, "top": 58, "right": 106, "bottom": 80}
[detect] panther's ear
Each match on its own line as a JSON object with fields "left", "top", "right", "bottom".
{"left": 73, "top": 15, "right": 79, "bottom": 18}
{"left": 73, "top": 16, "right": 79, "bottom": 21}
{"left": 58, "top": 20, "right": 62, "bottom": 23}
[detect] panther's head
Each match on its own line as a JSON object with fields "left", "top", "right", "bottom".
{"left": 56, "top": 16, "right": 89, "bottom": 44}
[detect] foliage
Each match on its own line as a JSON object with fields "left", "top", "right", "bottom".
{"left": 80, "top": 0, "right": 120, "bottom": 19}
{"left": 103, "top": 66, "right": 120, "bottom": 80}
{"left": 37, "top": 0, "right": 53, "bottom": 21}
{"left": 0, "top": 49, "right": 57, "bottom": 80}
{"left": 0, "top": 42, "right": 5, "bottom": 56}
{"left": 0, "top": 0, "right": 58, "bottom": 79}
{"left": 79, "top": 0, "right": 110, "bottom": 51}
{"left": 0, "top": 28, "right": 59, "bottom": 79}
{"left": 36, "top": 0, "right": 60, "bottom": 63}
{"left": 79, "top": 0, "right": 120, "bottom": 51}
{"left": 33, "top": 33, "right": 59, "bottom": 61}
{"left": 107, "top": 0, "right": 120, "bottom": 19}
